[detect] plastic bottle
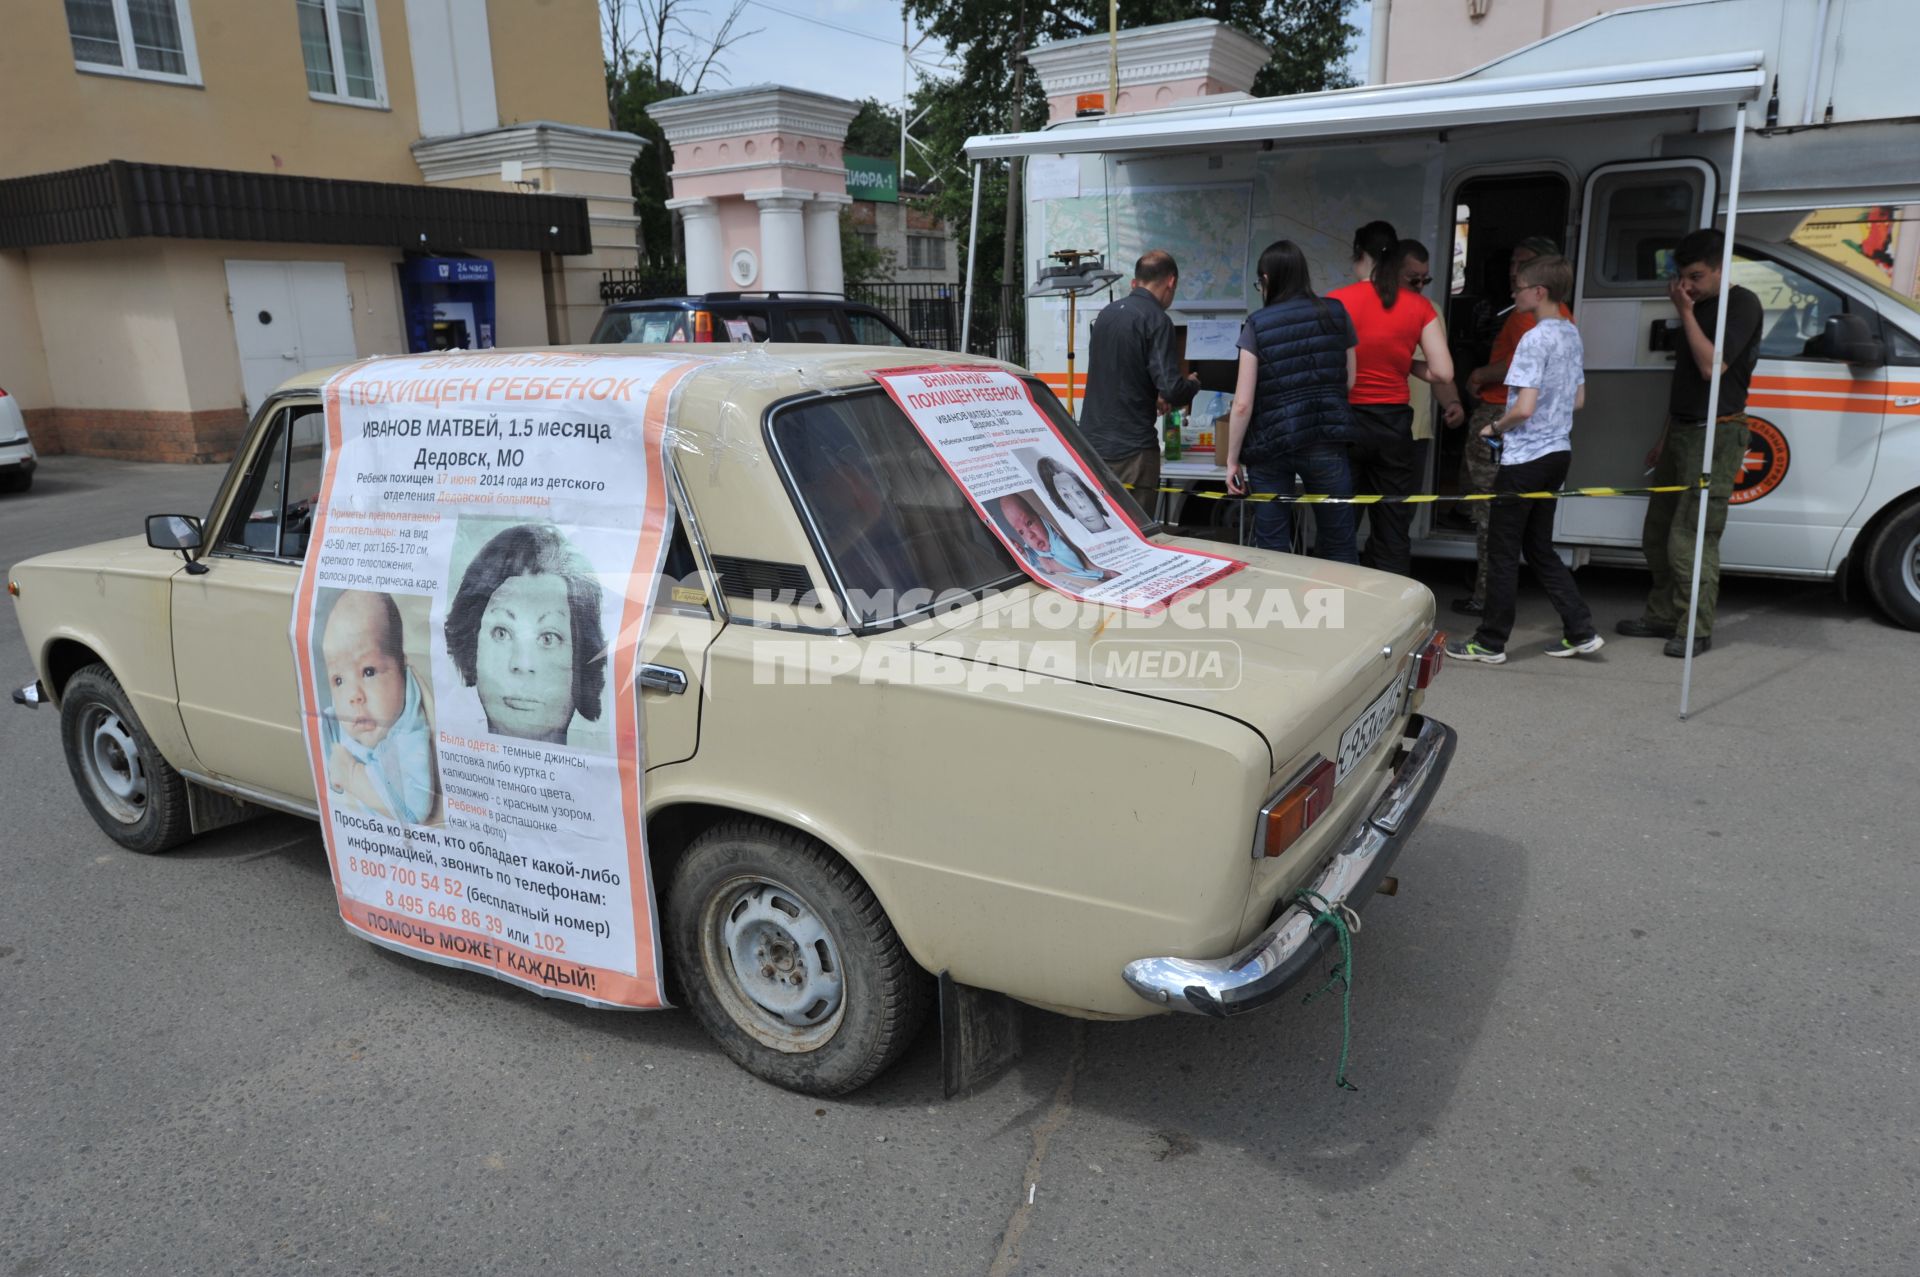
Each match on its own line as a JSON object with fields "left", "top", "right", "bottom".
{"left": 1163, "top": 410, "right": 1183, "bottom": 461}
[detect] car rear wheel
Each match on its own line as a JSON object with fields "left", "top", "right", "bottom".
{"left": 666, "top": 819, "right": 930, "bottom": 1095}
{"left": 59, "top": 664, "right": 191, "bottom": 854}
{"left": 1863, "top": 499, "right": 1920, "bottom": 630}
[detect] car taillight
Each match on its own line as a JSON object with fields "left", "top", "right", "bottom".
{"left": 0, "top": 386, "right": 9, "bottom": 397}
{"left": 1258, "top": 756, "right": 1336, "bottom": 859}
{"left": 691, "top": 311, "right": 714, "bottom": 342}
{"left": 1409, "top": 630, "right": 1445, "bottom": 690}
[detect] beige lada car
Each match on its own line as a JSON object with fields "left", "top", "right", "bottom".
{"left": 9, "top": 346, "right": 1454, "bottom": 1095}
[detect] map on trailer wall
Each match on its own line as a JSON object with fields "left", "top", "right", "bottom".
{"left": 1043, "top": 183, "right": 1254, "bottom": 306}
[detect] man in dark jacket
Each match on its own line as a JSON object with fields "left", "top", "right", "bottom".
{"left": 1080, "top": 250, "right": 1200, "bottom": 508}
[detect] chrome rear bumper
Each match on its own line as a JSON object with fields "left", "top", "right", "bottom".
{"left": 1122, "top": 713, "right": 1456, "bottom": 1017}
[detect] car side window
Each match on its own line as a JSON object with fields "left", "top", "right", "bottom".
{"left": 281, "top": 408, "right": 326, "bottom": 558}
{"left": 847, "top": 312, "right": 910, "bottom": 347}
{"left": 780, "top": 308, "right": 845, "bottom": 343}
{"left": 219, "top": 405, "right": 325, "bottom": 561}
{"left": 1729, "top": 254, "right": 1853, "bottom": 362}
{"left": 653, "top": 511, "right": 712, "bottom": 617}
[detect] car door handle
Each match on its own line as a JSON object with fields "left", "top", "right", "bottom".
{"left": 639, "top": 663, "right": 687, "bottom": 695}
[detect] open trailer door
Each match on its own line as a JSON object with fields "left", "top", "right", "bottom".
{"left": 1554, "top": 158, "right": 1717, "bottom": 548}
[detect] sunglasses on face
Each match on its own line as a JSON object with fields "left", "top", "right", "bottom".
{"left": 1405, "top": 274, "right": 1432, "bottom": 288}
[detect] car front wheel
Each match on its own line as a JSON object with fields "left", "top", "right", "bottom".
{"left": 666, "top": 819, "right": 930, "bottom": 1095}
{"left": 59, "top": 664, "right": 191, "bottom": 854}
{"left": 1864, "top": 499, "right": 1920, "bottom": 630}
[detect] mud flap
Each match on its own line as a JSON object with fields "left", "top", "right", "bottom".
{"left": 939, "top": 971, "right": 1023, "bottom": 1098}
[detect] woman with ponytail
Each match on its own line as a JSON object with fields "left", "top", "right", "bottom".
{"left": 1223, "top": 240, "right": 1359, "bottom": 561}
{"left": 1329, "top": 222, "right": 1464, "bottom": 576}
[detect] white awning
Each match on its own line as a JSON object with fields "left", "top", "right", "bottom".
{"left": 964, "top": 51, "right": 1765, "bottom": 161}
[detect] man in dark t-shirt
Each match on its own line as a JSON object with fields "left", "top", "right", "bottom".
{"left": 1617, "top": 228, "right": 1763, "bottom": 657}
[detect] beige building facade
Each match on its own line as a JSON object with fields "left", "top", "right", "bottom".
{"left": 1367, "top": 0, "right": 1620, "bottom": 84}
{"left": 0, "top": 0, "right": 642, "bottom": 462}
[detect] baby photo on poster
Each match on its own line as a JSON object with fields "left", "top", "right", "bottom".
{"left": 312, "top": 587, "right": 442, "bottom": 827}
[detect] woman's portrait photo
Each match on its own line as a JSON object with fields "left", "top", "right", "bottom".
{"left": 1028, "top": 452, "right": 1113, "bottom": 536}
{"left": 313, "top": 587, "right": 442, "bottom": 826}
{"left": 444, "top": 521, "right": 612, "bottom": 752}
{"left": 991, "top": 489, "right": 1119, "bottom": 589}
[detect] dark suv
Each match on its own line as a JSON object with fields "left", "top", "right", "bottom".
{"left": 590, "top": 292, "right": 916, "bottom": 347}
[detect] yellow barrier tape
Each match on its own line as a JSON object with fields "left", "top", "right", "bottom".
{"left": 1123, "top": 479, "right": 1706, "bottom": 505}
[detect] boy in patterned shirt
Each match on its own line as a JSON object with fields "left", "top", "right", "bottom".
{"left": 1447, "top": 255, "right": 1602, "bottom": 664}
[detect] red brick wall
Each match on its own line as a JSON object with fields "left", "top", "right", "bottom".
{"left": 23, "top": 407, "right": 248, "bottom": 464}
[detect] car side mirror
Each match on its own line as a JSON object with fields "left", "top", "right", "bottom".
{"left": 147, "top": 514, "right": 210, "bottom": 574}
{"left": 1824, "top": 313, "right": 1885, "bottom": 365}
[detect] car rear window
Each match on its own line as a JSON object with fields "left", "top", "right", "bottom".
{"left": 847, "top": 312, "right": 910, "bottom": 347}
{"left": 779, "top": 309, "right": 845, "bottom": 343}
{"left": 769, "top": 382, "right": 1150, "bottom": 627}
{"left": 592, "top": 309, "right": 687, "bottom": 344}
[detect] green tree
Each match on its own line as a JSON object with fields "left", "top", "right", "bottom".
{"left": 844, "top": 98, "right": 901, "bottom": 163}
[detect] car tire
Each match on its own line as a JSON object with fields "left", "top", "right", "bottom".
{"left": 666, "top": 819, "right": 930, "bottom": 1095}
{"left": 0, "top": 470, "right": 28, "bottom": 493}
{"left": 1863, "top": 499, "right": 1920, "bottom": 631}
{"left": 59, "top": 664, "right": 192, "bottom": 855}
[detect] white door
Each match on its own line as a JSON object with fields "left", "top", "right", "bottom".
{"left": 225, "top": 261, "right": 358, "bottom": 415}
{"left": 1556, "top": 160, "right": 1716, "bottom": 546}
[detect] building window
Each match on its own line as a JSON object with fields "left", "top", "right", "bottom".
{"left": 906, "top": 234, "right": 946, "bottom": 271}
{"left": 298, "top": 0, "right": 386, "bottom": 107}
{"left": 856, "top": 231, "right": 879, "bottom": 254}
{"left": 64, "top": 0, "right": 201, "bottom": 83}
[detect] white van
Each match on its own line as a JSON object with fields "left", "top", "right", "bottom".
{"left": 967, "top": 0, "right": 1920, "bottom": 628}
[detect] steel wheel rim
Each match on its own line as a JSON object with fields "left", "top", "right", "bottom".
{"left": 701, "top": 874, "right": 846, "bottom": 1053}
{"left": 81, "top": 704, "right": 148, "bottom": 825}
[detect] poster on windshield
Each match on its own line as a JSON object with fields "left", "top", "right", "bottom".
{"left": 290, "top": 351, "right": 700, "bottom": 1010}
{"left": 872, "top": 366, "right": 1243, "bottom": 611}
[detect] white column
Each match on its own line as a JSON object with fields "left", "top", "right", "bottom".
{"left": 748, "top": 189, "right": 812, "bottom": 293}
{"left": 804, "top": 192, "right": 853, "bottom": 295}
{"left": 666, "top": 197, "right": 724, "bottom": 295}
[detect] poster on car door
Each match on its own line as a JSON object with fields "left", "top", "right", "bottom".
{"left": 289, "top": 350, "right": 701, "bottom": 1010}
{"left": 871, "top": 366, "right": 1243, "bottom": 611}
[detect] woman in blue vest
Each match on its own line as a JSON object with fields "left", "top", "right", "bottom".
{"left": 1224, "top": 240, "right": 1360, "bottom": 562}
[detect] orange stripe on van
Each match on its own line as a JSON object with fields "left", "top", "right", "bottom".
{"left": 1749, "top": 374, "right": 1883, "bottom": 395}
{"left": 1746, "top": 393, "right": 1897, "bottom": 414}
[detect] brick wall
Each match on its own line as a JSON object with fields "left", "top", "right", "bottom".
{"left": 24, "top": 407, "right": 249, "bottom": 464}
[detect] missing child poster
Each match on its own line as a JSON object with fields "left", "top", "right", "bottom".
{"left": 872, "top": 366, "right": 1243, "bottom": 611}
{"left": 290, "top": 350, "right": 700, "bottom": 1010}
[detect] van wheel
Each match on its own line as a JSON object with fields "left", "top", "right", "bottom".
{"left": 59, "top": 665, "right": 192, "bottom": 854}
{"left": 666, "top": 819, "right": 930, "bottom": 1096}
{"left": 1864, "top": 500, "right": 1920, "bottom": 630}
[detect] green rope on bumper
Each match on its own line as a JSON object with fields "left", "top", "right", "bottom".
{"left": 1293, "top": 889, "right": 1360, "bottom": 1092}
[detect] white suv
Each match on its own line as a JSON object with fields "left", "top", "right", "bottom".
{"left": 0, "top": 386, "right": 36, "bottom": 493}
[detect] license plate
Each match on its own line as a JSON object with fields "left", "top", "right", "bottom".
{"left": 1336, "top": 681, "right": 1403, "bottom": 784}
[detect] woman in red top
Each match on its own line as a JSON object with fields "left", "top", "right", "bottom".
{"left": 1328, "top": 222, "right": 1463, "bottom": 576}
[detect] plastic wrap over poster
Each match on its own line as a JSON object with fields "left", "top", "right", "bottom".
{"left": 871, "top": 366, "right": 1243, "bottom": 611}
{"left": 290, "top": 351, "right": 700, "bottom": 1009}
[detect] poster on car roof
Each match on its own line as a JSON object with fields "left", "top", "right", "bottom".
{"left": 871, "top": 366, "right": 1243, "bottom": 612}
{"left": 289, "top": 350, "right": 703, "bottom": 1011}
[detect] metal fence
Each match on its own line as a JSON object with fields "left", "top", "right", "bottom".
{"left": 598, "top": 266, "right": 687, "bottom": 303}
{"left": 849, "top": 281, "right": 1026, "bottom": 367}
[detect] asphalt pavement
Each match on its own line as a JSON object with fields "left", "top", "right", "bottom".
{"left": 3, "top": 456, "right": 1917, "bottom": 1275}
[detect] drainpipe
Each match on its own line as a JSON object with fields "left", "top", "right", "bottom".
{"left": 1369, "top": 0, "right": 1391, "bottom": 85}
{"left": 1801, "top": 0, "right": 1833, "bottom": 125}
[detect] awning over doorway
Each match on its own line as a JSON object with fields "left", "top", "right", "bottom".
{"left": 964, "top": 52, "right": 1765, "bottom": 160}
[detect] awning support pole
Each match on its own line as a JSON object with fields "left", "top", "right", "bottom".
{"left": 1679, "top": 102, "right": 1747, "bottom": 720}
{"left": 960, "top": 160, "right": 983, "bottom": 354}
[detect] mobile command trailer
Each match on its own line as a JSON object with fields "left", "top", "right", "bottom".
{"left": 965, "top": 0, "right": 1920, "bottom": 628}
